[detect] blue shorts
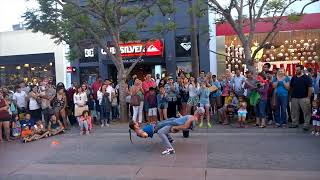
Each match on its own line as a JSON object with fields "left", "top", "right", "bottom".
{"left": 238, "top": 111, "right": 247, "bottom": 117}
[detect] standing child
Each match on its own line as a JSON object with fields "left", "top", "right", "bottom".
{"left": 198, "top": 81, "right": 211, "bottom": 128}
{"left": 79, "top": 110, "right": 92, "bottom": 135}
{"left": 157, "top": 86, "right": 168, "bottom": 121}
{"left": 146, "top": 87, "right": 158, "bottom": 124}
{"left": 88, "top": 94, "right": 98, "bottom": 124}
{"left": 311, "top": 100, "right": 320, "bottom": 136}
{"left": 237, "top": 100, "right": 247, "bottom": 128}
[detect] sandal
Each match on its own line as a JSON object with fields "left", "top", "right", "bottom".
{"left": 259, "top": 125, "right": 266, "bottom": 128}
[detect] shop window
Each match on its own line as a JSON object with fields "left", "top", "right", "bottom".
{"left": 0, "top": 63, "right": 55, "bottom": 88}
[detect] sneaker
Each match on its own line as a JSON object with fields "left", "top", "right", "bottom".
{"left": 101, "top": 124, "right": 104, "bottom": 127}
{"left": 86, "top": 131, "right": 90, "bottom": 135}
{"left": 268, "top": 120, "right": 273, "bottom": 125}
{"left": 169, "top": 139, "right": 175, "bottom": 143}
{"left": 312, "top": 131, "right": 316, "bottom": 135}
{"left": 105, "top": 123, "right": 110, "bottom": 127}
{"left": 161, "top": 148, "right": 175, "bottom": 155}
{"left": 198, "top": 122, "right": 203, "bottom": 128}
{"left": 207, "top": 122, "right": 212, "bottom": 128}
{"left": 80, "top": 131, "right": 84, "bottom": 135}
{"left": 303, "top": 126, "right": 309, "bottom": 132}
{"left": 316, "top": 132, "right": 320, "bottom": 136}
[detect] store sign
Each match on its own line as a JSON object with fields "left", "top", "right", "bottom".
{"left": 101, "top": 39, "right": 163, "bottom": 57}
{"left": 66, "top": 67, "right": 76, "bottom": 73}
{"left": 180, "top": 42, "right": 191, "bottom": 51}
{"left": 84, "top": 48, "right": 95, "bottom": 57}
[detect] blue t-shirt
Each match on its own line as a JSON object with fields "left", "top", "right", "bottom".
{"left": 20, "top": 119, "right": 35, "bottom": 129}
{"left": 142, "top": 124, "right": 154, "bottom": 138}
{"left": 272, "top": 76, "right": 290, "bottom": 96}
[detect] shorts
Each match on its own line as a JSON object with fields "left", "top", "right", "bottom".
{"left": 238, "top": 110, "right": 247, "bottom": 117}
{"left": 312, "top": 120, "right": 320, "bottom": 126}
{"left": 187, "top": 96, "right": 199, "bottom": 106}
{"left": 158, "top": 103, "right": 168, "bottom": 109}
{"left": 148, "top": 108, "right": 157, "bottom": 116}
{"left": 200, "top": 103, "right": 210, "bottom": 108}
{"left": 0, "top": 117, "right": 11, "bottom": 122}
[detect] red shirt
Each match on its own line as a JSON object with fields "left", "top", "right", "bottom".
{"left": 0, "top": 99, "right": 10, "bottom": 120}
{"left": 91, "top": 81, "right": 102, "bottom": 99}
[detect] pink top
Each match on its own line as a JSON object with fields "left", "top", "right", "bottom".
{"left": 142, "top": 80, "right": 156, "bottom": 92}
{"left": 80, "top": 116, "right": 92, "bottom": 130}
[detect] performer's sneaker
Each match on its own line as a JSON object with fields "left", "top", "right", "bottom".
{"left": 162, "top": 148, "right": 175, "bottom": 155}
{"left": 169, "top": 139, "right": 175, "bottom": 143}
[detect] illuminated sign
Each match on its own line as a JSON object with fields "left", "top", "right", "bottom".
{"left": 101, "top": 39, "right": 163, "bottom": 57}
{"left": 66, "top": 67, "right": 76, "bottom": 73}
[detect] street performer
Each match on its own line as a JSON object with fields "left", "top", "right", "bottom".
{"left": 129, "top": 107, "right": 205, "bottom": 155}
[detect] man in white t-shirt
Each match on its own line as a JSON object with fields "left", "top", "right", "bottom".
{"left": 13, "top": 85, "right": 27, "bottom": 113}
{"left": 232, "top": 69, "right": 246, "bottom": 96}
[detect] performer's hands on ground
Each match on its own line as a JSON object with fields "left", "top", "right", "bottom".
{"left": 171, "top": 126, "right": 180, "bottom": 133}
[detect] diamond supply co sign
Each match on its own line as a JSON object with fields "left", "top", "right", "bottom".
{"left": 100, "top": 39, "right": 164, "bottom": 57}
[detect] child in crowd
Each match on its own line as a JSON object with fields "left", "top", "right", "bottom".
{"left": 146, "top": 87, "right": 158, "bottom": 124}
{"left": 20, "top": 113, "right": 35, "bottom": 130}
{"left": 88, "top": 94, "right": 98, "bottom": 123}
{"left": 311, "top": 100, "right": 320, "bottom": 136}
{"left": 11, "top": 115, "right": 21, "bottom": 138}
{"left": 238, "top": 99, "right": 248, "bottom": 128}
{"left": 48, "top": 114, "right": 65, "bottom": 136}
{"left": 199, "top": 81, "right": 211, "bottom": 128}
{"left": 79, "top": 110, "right": 92, "bottom": 135}
{"left": 157, "top": 86, "right": 168, "bottom": 121}
{"left": 21, "top": 125, "right": 34, "bottom": 143}
{"left": 111, "top": 92, "right": 119, "bottom": 119}
{"left": 33, "top": 121, "right": 50, "bottom": 139}
{"left": 218, "top": 91, "right": 238, "bottom": 125}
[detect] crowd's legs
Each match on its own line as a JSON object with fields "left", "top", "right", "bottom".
{"left": 291, "top": 98, "right": 311, "bottom": 128}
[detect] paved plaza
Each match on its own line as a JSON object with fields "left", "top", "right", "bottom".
{"left": 1, "top": 124, "right": 320, "bottom": 180}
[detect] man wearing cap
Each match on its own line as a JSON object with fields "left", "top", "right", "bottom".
{"left": 129, "top": 107, "right": 205, "bottom": 155}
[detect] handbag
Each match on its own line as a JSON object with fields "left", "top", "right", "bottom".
{"left": 130, "top": 94, "right": 141, "bottom": 106}
{"left": 74, "top": 105, "right": 89, "bottom": 117}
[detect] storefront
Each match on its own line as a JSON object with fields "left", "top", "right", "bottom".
{"left": 0, "top": 30, "right": 70, "bottom": 88}
{"left": 215, "top": 13, "right": 320, "bottom": 75}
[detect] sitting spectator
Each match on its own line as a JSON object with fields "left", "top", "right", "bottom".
{"left": 237, "top": 100, "right": 248, "bottom": 128}
{"left": 48, "top": 114, "right": 65, "bottom": 136}
{"left": 157, "top": 86, "right": 168, "bottom": 121}
{"left": 11, "top": 115, "right": 21, "bottom": 138}
{"left": 21, "top": 125, "right": 34, "bottom": 143}
{"left": 33, "top": 121, "right": 50, "bottom": 139}
{"left": 146, "top": 87, "right": 157, "bottom": 124}
{"left": 79, "top": 110, "right": 92, "bottom": 135}
{"left": 20, "top": 113, "right": 35, "bottom": 130}
{"left": 218, "top": 91, "right": 238, "bottom": 125}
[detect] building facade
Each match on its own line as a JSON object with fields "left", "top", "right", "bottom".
{"left": 0, "top": 30, "right": 71, "bottom": 88}
{"left": 71, "top": 0, "right": 217, "bottom": 84}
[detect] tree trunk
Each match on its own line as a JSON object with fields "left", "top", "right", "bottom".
{"left": 118, "top": 73, "right": 129, "bottom": 122}
{"left": 189, "top": 0, "right": 200, "bottom": 77}
{"left": 243, "top": 42, "right": 256, "bottom": 73}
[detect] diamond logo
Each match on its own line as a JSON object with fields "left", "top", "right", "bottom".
{"left": 147, "top": 45, "right": 160, "bottom": 52}
{"left": 84, "top": 48, "right": 94, "bottom": 57}
{"left": 180, "top": 42, "right": 191, "bottom": 51}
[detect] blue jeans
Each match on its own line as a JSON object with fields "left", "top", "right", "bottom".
{"left": 275, "top": 95, "right": 288, "bottom": 126}
{"left": 254, "top": 99, "right": 267, "bottom": 118}
{"left": 112, "top": 106, "right": 119, "bottom": 119}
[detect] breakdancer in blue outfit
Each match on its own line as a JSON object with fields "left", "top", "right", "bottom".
{"left": 129, "top": 107, "right": 205, "bottom": 155}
